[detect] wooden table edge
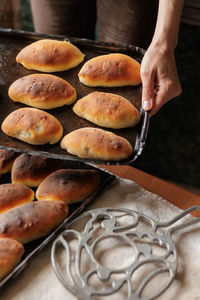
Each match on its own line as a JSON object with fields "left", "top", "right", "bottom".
{"left": 97, "top": 165, "right": 200, "bottom": 216}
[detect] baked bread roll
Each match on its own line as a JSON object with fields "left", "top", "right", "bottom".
{"left": 0, "top": 149, "right": 19, "bottom": 175}
{"left": 1, "top": 108, "right": 63, "bottom": 145}
{"left": 16, "top": 39, "right": 85, "bottom": 72}
{"left": 73, "top": 91, "right": 140, "bottom": 129}
{"left": 12, "top": 154, "right": 64, "bottom": 187}
{"left": 8, "top": 74, "right": 77, "bottom": 109}
{"left": 0, "top": 237, "right": 24, "bottom": 281}
{"left": 78, "top": 53, "right": 141, "bottom": 87}
{"left": 36, "top": 169, "right": 100, "bottom": 204}
{"left": 0, "top": 183, "right": 34, "bottom": 214}
{"left": 0, "top": 201, "right": 68, "bottom": 244}
{"left": 60, "top": 127, "right": 133, "bottom": 161}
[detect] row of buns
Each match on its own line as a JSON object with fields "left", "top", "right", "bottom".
{"left": 16, "top": 39, "right": 141, "bottom": 86}
{"left": 0, "top": 150, "right": 101, "bottom": 280}
{"left": 8, "top": 74, "right": 140, "bottom": 129}
{"left": 1, "top": 108, "right": 134, "bottom": 161}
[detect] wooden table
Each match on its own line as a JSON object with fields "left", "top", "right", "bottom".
{"left": 99, "top": 165, "right": 200, "bottom": 216}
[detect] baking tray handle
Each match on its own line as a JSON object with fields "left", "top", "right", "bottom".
{"left": 132, "top": 110, "right": 150, "bottom": 164}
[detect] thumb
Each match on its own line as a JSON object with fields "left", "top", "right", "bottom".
{"left": 141, "top": 71, "right": 155, "bottom": 111}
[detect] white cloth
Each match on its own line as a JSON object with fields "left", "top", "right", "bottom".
{"left": 1, "top": 177, "right": 200, "bottom": 300}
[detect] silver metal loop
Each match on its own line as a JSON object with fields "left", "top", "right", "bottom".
{"left": 51, "top": 206, "right": 200, "bottom": 300}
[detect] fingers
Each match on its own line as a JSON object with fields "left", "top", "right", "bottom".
{"left": 140, "top": 47, "right": 182, "bottom": 116}
{"left": 150, "top": 83, "right": 168, "bottom": 115}
{"left": 150, "top": 80, "right": 182, "bottom": 116}
{"left": 140, "top": 67, "right": 156, "bottom": 112}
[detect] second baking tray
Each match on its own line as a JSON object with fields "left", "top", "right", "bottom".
{"left": 0, "top": 159, "right": 115, "bottom": 289}
{"left": 0, "top": 29, "right": 149, "bottom": 165}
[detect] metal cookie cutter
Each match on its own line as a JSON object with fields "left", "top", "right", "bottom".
{"left": 51, "top": 206, "right": 200, "bottom": 300}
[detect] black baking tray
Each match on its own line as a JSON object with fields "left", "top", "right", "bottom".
{"left": 0, "top": 159, "right": 115, "bottom": 289}
{"left": 0, "top": 28, "right": 149, "bottom": 165}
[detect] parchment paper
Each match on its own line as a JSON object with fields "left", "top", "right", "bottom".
{"left": 1, "top": 177, "right": 200, "bottom": 300}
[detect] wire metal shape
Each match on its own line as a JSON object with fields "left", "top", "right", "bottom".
{"left": 51, "top": 206, "right": 200, "bottom": 300}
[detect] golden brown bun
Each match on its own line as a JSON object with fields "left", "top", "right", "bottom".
{"left": 0, "top": 183, "right": 34, "bottom": 214}
{"left": 0, "top": 149, "right": 19, "bottom": 175}
{"left": 0, "top": 201, "right": 68, "bottom": 244}
{"left": 73, "top": 91, "right": 140, "bottom": 129}
{"left": 78, "top": 53, "right": 141, "bottom": 87}
{"left": 8, "top": 74, "right": 77, "bottom": 109}
{"left": 60, "top": 127, "right": 133, "bottom": 161}
{"left": 12, "top": 154, "right": 64, "bottom": 187}
{"left": 36, "top": 169, "right": 100, "bottom": 204}
{"left": 0, "top": 237, "right": 24, "bottom": 281}
{"left": 1, "top": 107, "right": 63, "bottom": 145}
{"left": 16, "top": 39, "right": 85, "bottom": 72}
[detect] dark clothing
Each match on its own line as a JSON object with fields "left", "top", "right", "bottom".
{"left": 30, "top": 0, "right": 158, "bottom": 49}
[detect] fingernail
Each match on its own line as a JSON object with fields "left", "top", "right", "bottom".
{"left": 143, "top": 99, "right": 153, "bottom": 110}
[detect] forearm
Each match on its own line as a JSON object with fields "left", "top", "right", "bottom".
{"left": 141, "top": 0, "right": 183, "bottom": 115}
{"left": 151, "top": 0, "right": 184, "bottom": 51}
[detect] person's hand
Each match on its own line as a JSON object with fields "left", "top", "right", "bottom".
{"left": 140, "top": 45, "right": 182, "bottom": 116}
